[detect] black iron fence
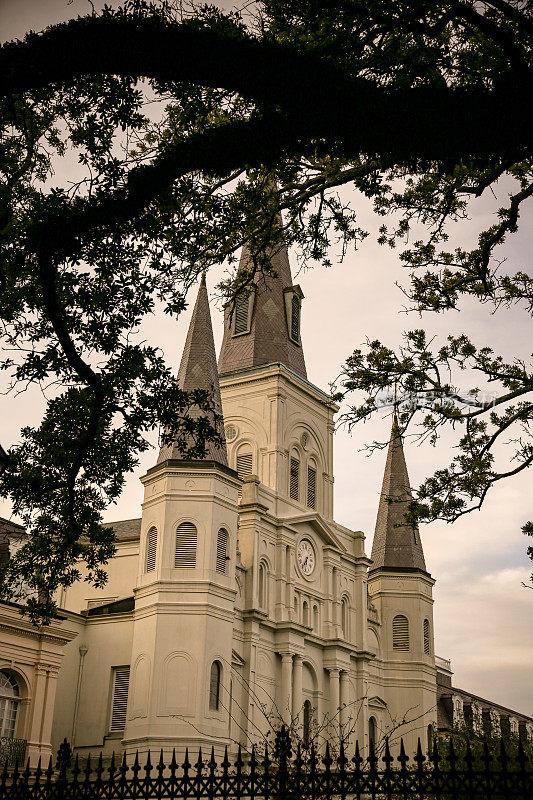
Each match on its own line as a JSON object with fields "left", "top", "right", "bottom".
{"left": 0, "top": 738, "right": 26, "bottom": 768}
{"left": 1, "top": 732, "right": 532, "bottom": 800}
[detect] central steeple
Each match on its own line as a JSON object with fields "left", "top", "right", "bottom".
{"left": 218, "top": 233, "right": 307, "bottom": 379}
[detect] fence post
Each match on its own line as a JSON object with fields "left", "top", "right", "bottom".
{"left": 263, "top": 742, "right": 271, "bottom": 800}
{"left": 235, "top": 743, "right": 244, "bottom": 800}
{"left": 352, "top": 741, "right": 363, "bottom": 800}
{"left": 338, "top": 741, "right": 347, "bottom": 800}
{"left": 430, "top": 737, "right": 441, "bottom": 800}
{"left": 413, "top": 739, "right": 425, "bottom": 800}
{"left": 397, "top": 739, "right": 409, "bottom": 800}
{"left": 250, "top": 744, "right": 257, "bottom": 800}
{"left": 368, "top": 738, "right": 378, "bottom": 800}
{"left": 208, "top": 746, "right": 216, "bottom": 800}
{"left": 323, "top": 741, "right": 332, "bottom": 800}
{"left": 383, "top": 738, "right": 393, "bottom": 800}
{"left": 195, "top": 748, "right": 204, "bottom": 800}
{"left": 182, "top": 747, "right": 191, "bottom": 800}
{"left": 309, "top": 743, "right": 317, "bottom": 800}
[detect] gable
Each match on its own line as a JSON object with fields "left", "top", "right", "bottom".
{"left": 283, "top": 513, "right": 347, "bottom": 553}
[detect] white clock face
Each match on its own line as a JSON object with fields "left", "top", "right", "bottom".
{"left": 297, "top": 539, "right": 315, "bottom": 576}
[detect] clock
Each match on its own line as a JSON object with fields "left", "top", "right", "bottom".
{"left": 297, "top": 539, "right": 316, "bottom": 576}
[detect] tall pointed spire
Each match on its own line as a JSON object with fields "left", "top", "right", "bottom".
{"left": 217, "top": 231, "right": 307, "bottom": 379}
{"left": 369, "top": 416, "right": 427, "bottom": 573}
{"left": 157, "top": 273, "right": 228, "bottom": 465}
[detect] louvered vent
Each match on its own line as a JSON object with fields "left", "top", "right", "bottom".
{"left": 307, "top": 466, "right": 317, "bottom": 509}
{"left": 216, "top": 528, "right": 228, "bottom": 574}
{"left": 234, "top": 295, "right": 249, "bottom": 335}
{"left": 145, "top": 526, "right": 157, "bottom": 572}
{"left": 175, "top": 522, "right": 197, "bottom": 568}
{"left": 291, "top": 295, "right": 300, "bottom": 342}
{"left": 392, "top": 615, "right": 410, "bottom": 651}
{"left": 109, "top": 667, "right": 130, "bottom": 732}
{"left": 289, "top": 457, "right": 299, "bottom": 500}
{"left": 236, "top": 451, "right": 253, "bottom": 480}
{"left": 424, "top": 619, "right": 431, "bottom": 655}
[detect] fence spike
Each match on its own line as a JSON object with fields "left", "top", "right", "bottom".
{"left": 170, "top": 747, "right": 178, "bottom": 775}
{"left": 353, "top": 739, "right": 362, "bottom": 770}
{"left": 84, "top": 753, "right": 92, "bottom": 782}
{"left": 222, "top": 745, "right": 230, "bottom": 773}
{"left": 196, "top": 746, "right": 204, "bottom": 773}
{"left": 34, "top": 755, "right": 42, "bottom": 784}
{"left": 183, "top": 746, "right": 190, "bottom": 773}
{"left": 398, "top": 739, "right": 409, "bottom": 771}
{"left": 235, "top": 743, "right": 243, "bottom": 770}
{"left": 323, "top": 740, "right": 332, "bottom": 771}
{"left": 209, "top": 745, "right": 216, "bottom": 772}
{"left": 145, "top": 748, "right": 152, "bottom": 777}
{"left": 383, "top": 737, "right": 392, "bottom": 770}
{"left": 109, "top": 751, "right": 116, "bottom": 777}
{"left": 158, "top": 749, "right": 165, "bottom": 772}
{"left": 250, "top": 743, "right": 257, "bottom": 771}
{"left": 120, "top": 751, "right": 128, "bottom": 778}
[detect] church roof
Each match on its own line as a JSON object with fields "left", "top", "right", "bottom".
{"left": 157, "top": 274, "right": 228, "bottom": 466}
{"left": 369, "top": 416, "right": 427, "bottom": 573}
{"left": 218, "top": 238, "right": 307, "bottom": 379}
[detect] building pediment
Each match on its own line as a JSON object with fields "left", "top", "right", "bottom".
{"left": 368, "top": 695, "right": 388, "bottom": 709}
{"left": 283, "top": 513, "right": 346, "bottom": 552}
{"left": 231, "top": 650, "right": 246, "bottom": 667}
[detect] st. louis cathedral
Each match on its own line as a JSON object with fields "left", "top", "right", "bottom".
{"left": 0, "top": 239, "right": 531, "bottom": 767}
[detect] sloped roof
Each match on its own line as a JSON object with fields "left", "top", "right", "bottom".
{"left": 370, "top": 417, "right": 427, "bottom": 573}
{"left": 105, "top": 518, "right": 141, "bottom": 541}
{"left": 218, "top": 238, "right": 307, "bottom": 379}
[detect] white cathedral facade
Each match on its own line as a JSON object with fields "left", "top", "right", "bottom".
{"left": 0, "top": 239, "right": 441, "bottom": 765}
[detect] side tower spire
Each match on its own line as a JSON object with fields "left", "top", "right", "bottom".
{"left": 370, "top": 415, "right": 427, "bottom": 573}
{"left": 366, "top": 415, "right": 437, "bottom": 750}
{"left": 158, "top": 272, "right": 227, "bottom": 465}
{"left": 218, "top": 233, "right": 307, "bottom": 379}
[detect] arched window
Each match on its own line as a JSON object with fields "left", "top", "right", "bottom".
{"left": 216, "top": 528, "right": 229, "bottom": 574}
{"left": 369, "top": 716, "right": 377, "bottom": 750}
{"left": 303, "top": 699, "right": 312, "bottom": 747}
{"left": 302, "top": 600, "right": 309, "bottom": 627}
{"left": 392, "top": 614, "right": 410, "bottom": 651}
{"left": 427, "top": 724, "right": 434, "bottom": 752}
{"left": 341, "top": 597, "right": 349, "bottom": 639}
{"left": 145, "top": 526, "right": 157, "bottom": 572}
{"left": 175, "top": 522, "right": 197, "bottom": 568}
{"left": 209, "top": 661, "right": 221, "bottom": 710}
{"left": 234, "top": 294, "right": 250, "bottom": 336}
{"left": 258, "top": 562, "right": 268, "bottom": 609}
{"left": 294, "top": 594, "right": 299, "bottom": 618}
{"left": 307, "top": 461, "right": 317, "bottom": 509}
{"left": 289, "top": 455, "right": 300, "bottom": 501}
{"left": 290, "top": 295, "right": 301, "bottom": 342}
{"left": 423, "top": 619, "right": 431, "bottom": 655}
{"left": 0, "top": 672, "right": 19, "bottom": 739}
{"left": 313, "top": 604, "right": 319, "bottom": 632}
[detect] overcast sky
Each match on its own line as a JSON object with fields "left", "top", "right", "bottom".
{"left": 1, "top": 0, "right": 532, "bottom": 717}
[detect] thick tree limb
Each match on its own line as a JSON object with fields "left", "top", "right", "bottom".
{"left": 3, "top": 15, "right": 533, "bottom": 164}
